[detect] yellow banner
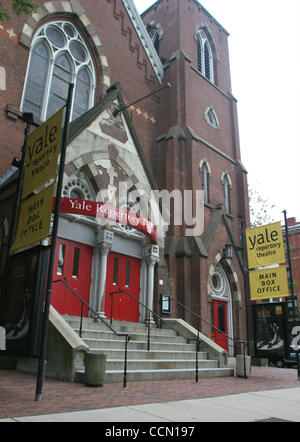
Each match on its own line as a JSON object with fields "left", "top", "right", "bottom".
{"left": 249, "top": 266, "right": 289, "bottom": 301}
{"left": 12, "top": 184, "right": 54, "bottom": 252}
{"left": 22, "top": 109, "right": 63, "bottom": 198}
{"left": 246, "top": 222, "right": 286, "bottom": 269}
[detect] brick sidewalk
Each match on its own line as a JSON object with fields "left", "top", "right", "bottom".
{"left": 0, "top": 367, "right": 299, "bottom": 419}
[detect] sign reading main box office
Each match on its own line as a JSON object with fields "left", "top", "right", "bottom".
{"left": 246, "top": 222, "right": 286, "bottom": 269}
{"left": 249, "top": 266, "right": 289, "bottom": 301}
{"left": 22, "top": 109, "right": 63, "bottom": 198}
{"left": 12, "top": 184, "right": 54, "bottom": 251}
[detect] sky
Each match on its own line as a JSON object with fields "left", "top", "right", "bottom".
{"left": 135, "top": 0, "right": 300, "bottom": 225}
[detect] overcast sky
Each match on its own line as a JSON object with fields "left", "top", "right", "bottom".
{"left": 135, "top": 0, "right": 300, "bottom": 225}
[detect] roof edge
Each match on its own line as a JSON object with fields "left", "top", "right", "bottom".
{"left": 141, "top": 0, "right": 230, "bottom": 36}
{"left": 122, "top": 0, "right": 164, "bottom": 83}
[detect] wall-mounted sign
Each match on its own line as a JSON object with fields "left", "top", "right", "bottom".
{"left": 54, "top": 197, "right": 157, "bottom": 243}
{"left": 249, "top": 265, "right": 289, "bottom": 301}
{"left": 22, "top": 108, "right": 63, "bottom": 198}
{"left": 246, "top": 222, "right": 286, "bottom": 269}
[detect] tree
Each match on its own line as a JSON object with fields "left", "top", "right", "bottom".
{"left": 0, "top": 1, "right": 38, "bottom": 21}
{"left": 248, "top": 181, "right": 276, "bottom": 227}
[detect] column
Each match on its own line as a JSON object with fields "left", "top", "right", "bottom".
{"left": 97, "top": 229, "right": 114, "bottom": 315}
{"left": 145, "top": 245, "right": 160, "bottom": 323}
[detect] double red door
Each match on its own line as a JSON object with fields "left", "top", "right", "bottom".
{"left": 51, "top": 238, "right": 93, "bottom": 317}
{"left": 211, "top": 300, "right": 229, "bottom": 351}
{"left": 104, "top": 252, "right": 141, "bottom": 323}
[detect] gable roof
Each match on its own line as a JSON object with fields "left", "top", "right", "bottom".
{"left": 68, "top": 83, "right": 159, "bottom": 191}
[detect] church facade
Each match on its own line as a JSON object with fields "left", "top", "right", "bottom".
{"left": 0, "top": 0, "right": 250, "bottom": 355}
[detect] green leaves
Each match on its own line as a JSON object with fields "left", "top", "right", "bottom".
{"left": 0, "top": 0, "right": 38, "bottom": 21}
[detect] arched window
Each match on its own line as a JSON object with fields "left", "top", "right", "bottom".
{"left": 197, "top": 30, "right": 214, "bottom": 83}
{"left": 223, "top": 175, "right": 231, "bottom": 213}
{"left": 22, "top": 21, "right": 95, "bottom": 122}
{"left": 202, "top": 163, "right": 209, "bottom": 204}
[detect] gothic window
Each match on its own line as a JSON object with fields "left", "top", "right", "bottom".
{"left": 223, "top": 174, "right": 231, "bottom": 213}
{"left": 197, "top": 30, "right": 214, "bottom": 83}
{"left": 147, "top": 25, "right": 160, "bottom": 55}
{"left": 201, "top": 163, "right": 209, "bottom": 204}
{"left": 22, "top": 21, "right": 95, "bottom": 122}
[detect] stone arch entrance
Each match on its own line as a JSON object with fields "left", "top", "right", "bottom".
{"left": 208, "top": 257, "right": 240, "bottom": 356}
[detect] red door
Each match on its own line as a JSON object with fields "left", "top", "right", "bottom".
{"left": 51, "top": 238, "right": 93, "bottom": 317}
{"left": 211, "top": 300, "right": 229, "bottom": 351}
{"left": 104, "top": 252, "right": 141, "bottom": 323}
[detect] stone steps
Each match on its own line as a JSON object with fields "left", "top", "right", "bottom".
{"left": 64, "top": 316, "right": 234, "bottom": 384}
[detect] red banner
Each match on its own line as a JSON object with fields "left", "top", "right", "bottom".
{"left": 53, "top": 198, "right": 157, "bottom": 243}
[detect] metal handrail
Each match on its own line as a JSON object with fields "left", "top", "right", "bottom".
{"left": 110, "top": 288, "right": 202, "bottom": 382}
{"left": 169, "top": 296, "right": 249, "bottom": 378}
{"left": 52, "top": 279, "right": 131, "bottom": 388}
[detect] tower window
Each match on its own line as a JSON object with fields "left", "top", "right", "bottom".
{"left": 197, "top": 30, "right": 214, "bottom": 83}
{"left": 223, "top": 175, "right": 231, "bottom": 213}
{"left": 202, "top": 163, "right": 209, "bottom": 204}
{"left": 22, "top": 21, "right": 95, "bottom": 122}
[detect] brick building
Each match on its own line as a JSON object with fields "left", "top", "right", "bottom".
{"left": 285, "top": 217, "right": 300, "bottom": 318}
{"left": 0, "top": 0, "right": 250, "bottom": 357}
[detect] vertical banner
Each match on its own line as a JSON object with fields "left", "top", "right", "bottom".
{"left": 253, "top": 302, "right": 289, "bottom": 363}
{"left": 246, "top": 222, "right": 286, "bottom": 269}
{"left": 12, "top": 184, "right": 54, "bottom": 252}
{"left": 22, "top": 108, "right": 63, "bottom": 198}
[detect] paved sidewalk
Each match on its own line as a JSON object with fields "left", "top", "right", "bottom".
{"left": 0, "top": 367, "right": 300, "bottom": 422}
{"left": 1, "top": 388, "right": 300, "bottom": 422}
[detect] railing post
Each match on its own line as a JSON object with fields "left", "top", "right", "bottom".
{"left": 147, "top": 319, "right": 151, "bottom": 351}
{"left": 79, "top": 303, "right": 84, "bottom": 338}
{"left": 123, "top": 335, "right": 130, "bottom": 389}
{"left": 110, "top": 293, "right": 114, "bottom": 326}
{"left": 243, "top": 342, "right": 247, "bottom": 380}
{"left": 195, "top": 339, "right": 199, "bottom": 383}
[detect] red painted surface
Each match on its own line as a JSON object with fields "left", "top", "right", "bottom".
{"left": 105, "top": 252, "right": 141, "bottom": 323}
{"left": 211, "top": 300, "right": 229, "bottom": 352}
{"left": 51, "top": 238, "right": 93, "bottom": 317}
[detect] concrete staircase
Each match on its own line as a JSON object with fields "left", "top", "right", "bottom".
{"left": 64, "top": 316, "right": 234, "bottom": 383}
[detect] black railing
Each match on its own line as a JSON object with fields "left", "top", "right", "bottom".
{"left": 109, "top": 288, "right": 202, "bottom": 382}
{"left": 52, "top": 279, "right": 131, "bottom": 388}
{"left": 169, "top": 296, "right": 249, "bottom": 379}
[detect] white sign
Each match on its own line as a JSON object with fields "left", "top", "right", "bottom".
{"left": 0, "top": 326, "right": 5, "bottom": 351}
{"left": 291, "top": 326, "right": 300, "bottom": 351}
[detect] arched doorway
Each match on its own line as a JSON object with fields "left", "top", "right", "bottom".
{"left": 210, "top": 264, "right": 234, "bottom": 354}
